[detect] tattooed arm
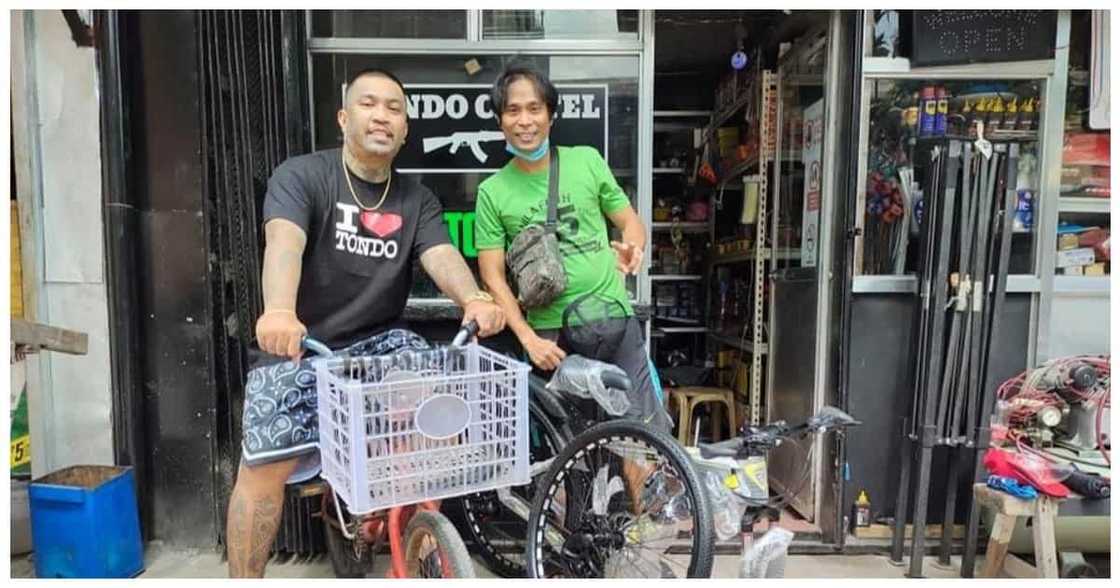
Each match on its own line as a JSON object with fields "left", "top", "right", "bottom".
{"left": 255, "top": 218, "right": 308, "bottom": 359}
{"left": 419, "top": 244, "right": 505, "bottom": 337}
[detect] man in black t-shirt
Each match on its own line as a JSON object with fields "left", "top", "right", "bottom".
{"left": 225, "top": 68, "right": 504, "bottom": 578}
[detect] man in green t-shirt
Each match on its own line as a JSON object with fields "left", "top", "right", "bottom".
{"left": 475, "top": 64, "right": 671, "bottom": 432}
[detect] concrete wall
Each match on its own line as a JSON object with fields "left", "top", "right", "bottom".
{"left": 11, "top": 10, "right": 114, "bottom": 475}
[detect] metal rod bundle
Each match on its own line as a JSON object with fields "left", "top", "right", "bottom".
{"left": 887, "top": 139, "right": 1021, "bottom": 577}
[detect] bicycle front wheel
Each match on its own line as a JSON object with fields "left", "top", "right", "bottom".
{"left": 403, "top": 510, "right": 475, "bottom": 578}
{"left": 525, "top": 420, "right": 715, "bottom": 579}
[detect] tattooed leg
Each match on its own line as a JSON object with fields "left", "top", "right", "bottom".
{"left": 226, "top": 458, "right": 299, "bottom": 578}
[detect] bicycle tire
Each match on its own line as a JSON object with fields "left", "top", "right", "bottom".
{"left": 322, "top": 505, "right": 372, "bottom": 578}
{"left": 525, "top": 420, "right": 715, "bottom": 579}
{"left": 457, "top": 400, "right": 570, "bottom": 577}
{"left": 403, "top": 510, "right": 475, "bottom": 578}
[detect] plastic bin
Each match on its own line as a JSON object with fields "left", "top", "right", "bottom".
{"left": 29, "top": 465, "right": 144, "bottom": 578}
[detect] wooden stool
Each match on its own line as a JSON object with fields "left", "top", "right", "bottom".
{"left": 973, "top": 483, "right": 1060, "bottom": 578}
{"left": 666, "top": 387, "right": 736, "bottom": 445}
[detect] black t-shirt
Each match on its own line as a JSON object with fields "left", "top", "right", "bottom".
{"left": 258, "top": 148, "right": 450, "bottom": 351}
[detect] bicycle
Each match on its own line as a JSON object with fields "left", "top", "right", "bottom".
{"left": 457, "top": 294, "right": 716, "bottom": 578}
{"left": 454, "top": 355, "right": 714, "bottom": 578}
{"left": 692, "top": 406, "right": 861, "bottom": 578}
{"left": 302, "top": 321, "right": 531, "bottom": 578}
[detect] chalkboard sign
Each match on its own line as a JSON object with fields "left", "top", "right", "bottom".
{"left": 911, "top": 11, "right": 1057, "bottom": 67}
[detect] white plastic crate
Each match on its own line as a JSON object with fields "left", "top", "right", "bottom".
{"left": 314, "top": 343, "right": 530, "bottom": 514}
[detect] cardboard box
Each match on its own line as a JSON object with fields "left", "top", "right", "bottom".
{"left": 733, "top": 362, "right": 750, "bottom": 397}
{"left": 1085, "top": 262, "right": 1107, "bottom": 276}
{"left": 1058, "top": 233, "right": 1081, "bottom": 250}
{"left": 1056, "top": 248, "right": 1096, "bottom": 268}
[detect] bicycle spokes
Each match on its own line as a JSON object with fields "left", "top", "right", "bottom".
{"left": 535, "top": 434, "right": 696, "bottom": 578}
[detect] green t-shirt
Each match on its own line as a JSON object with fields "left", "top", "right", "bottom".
{"left": 475, "top": 145, "right": 633, "bottom": 329}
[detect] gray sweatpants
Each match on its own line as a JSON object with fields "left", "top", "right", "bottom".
{"left": 538, "top": 316, "right": 672, "bottom": 433}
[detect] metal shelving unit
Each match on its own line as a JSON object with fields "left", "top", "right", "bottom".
{"left": 707, "top": 332, "right": 769, "bottom": 355}
{"left": 649, "top": 110, "right": 712, "bottom": 357}
{"left": 702, "top": 68, "right": 777, "bottom": 427}
{"left": 1057, "top": 196, "right": 1110, "bottom": 214}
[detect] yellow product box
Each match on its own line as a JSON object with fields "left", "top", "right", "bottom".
{"left": 1058, "top": 233, "right": 1080, "bottom": 250}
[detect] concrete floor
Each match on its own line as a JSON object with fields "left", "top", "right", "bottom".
{"left": 10, "top": 544, "right": 971, "bottom": 579}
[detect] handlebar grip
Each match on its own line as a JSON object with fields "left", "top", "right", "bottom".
{"left": 300, "top": 336, "right": 334, "bottom": 358}
{"left": 601, "top": 371, "right": 632, "bottom": 391}
{"left": 451, "top": 320, "right": 480, "bottom": 348}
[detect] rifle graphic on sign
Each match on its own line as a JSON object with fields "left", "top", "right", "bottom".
{"left": 422, "top": 130, "right": 506, "bottom": 164}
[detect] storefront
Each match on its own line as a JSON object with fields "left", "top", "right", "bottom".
{"left": 67, "top": 9, "right": 1106, "bottom": 559}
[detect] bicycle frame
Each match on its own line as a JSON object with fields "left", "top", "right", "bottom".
{"left": 324, "top": 487, "right": 449, "bottom": 579}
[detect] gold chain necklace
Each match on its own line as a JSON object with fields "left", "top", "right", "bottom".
{"left": 342, "top": 149, "right": 392, "bottom": 211}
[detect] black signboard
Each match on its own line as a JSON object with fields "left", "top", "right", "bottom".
{"left": 910, "top": 11, "right": 1057, "bottom": 67}
{"left": 394, "top": 84, "right": 608, "bottom": 173}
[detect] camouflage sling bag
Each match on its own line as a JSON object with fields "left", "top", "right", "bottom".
{"left": 506, "top": 145, "right": 567, "bottom": 309}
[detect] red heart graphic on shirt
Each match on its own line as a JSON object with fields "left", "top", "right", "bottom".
{"left": 360, "top": 211, "right": 403, "bottom": 238}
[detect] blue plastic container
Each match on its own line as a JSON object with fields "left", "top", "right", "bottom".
{"left": 29, "top": 465, "right": 144, "bottom": 578}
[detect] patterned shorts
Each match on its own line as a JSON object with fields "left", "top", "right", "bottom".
{"left": 240, "top": 329, "right": 430, "bottom": 480}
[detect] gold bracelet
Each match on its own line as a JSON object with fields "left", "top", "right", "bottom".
{"left": 464, "top": 291, "right": 494, "bottom": 305}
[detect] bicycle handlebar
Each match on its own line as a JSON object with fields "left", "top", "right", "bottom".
{"left": 300, "top": 320, "right": 479, "bottom": 359}
{"left": 300, "top": 336, "right": 333, "bottom": 358}
{"left": 697, "top": 407, "right": 860, "bottom": 460}
{"left": 451, "top": 320, "right": 480, "bottom": 348}
{"left": 601, "top": 370, "right": 632, "bottom": 392}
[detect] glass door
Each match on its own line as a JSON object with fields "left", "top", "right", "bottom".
{"left": 766, "top": 23, "right": 830, "bottom": 521}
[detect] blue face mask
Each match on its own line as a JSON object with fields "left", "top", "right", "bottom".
{"left": 506, "top": 138, "right": 550, "bottom": 162}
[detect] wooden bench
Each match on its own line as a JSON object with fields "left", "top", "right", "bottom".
{"left": 973, "top": 483, "right": 1060, "bottom": 578}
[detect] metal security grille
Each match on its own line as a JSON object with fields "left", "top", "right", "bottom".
{"left": 198, "top": 10, "right": 313, "bottom": 554}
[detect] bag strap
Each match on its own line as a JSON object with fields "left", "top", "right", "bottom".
{"left": 545, "top": 145, "right": 560, "bottom": 229}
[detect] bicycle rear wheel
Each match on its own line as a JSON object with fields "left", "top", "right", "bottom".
{"left": 403, "top": 510, "right": 475, "bottom": 578}
{"left": 525, "top": 420, "right": 715, "bottom": 578}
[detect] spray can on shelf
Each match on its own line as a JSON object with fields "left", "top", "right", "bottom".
{"left": 1003, "top": 97, "right": 1020, "bottom": 132}
{"left": 902, "top": 91, "right": 921, "bottom": 131}
{"left": 1018, "top": 97, "right": 1038, "bottom": 131}
{"left": 987, "top": 96, "right": 1006, "bottom": 133}
{"left": 854, "top": 490, "right": 872, "bottom": 528}
{"left": 919, "top": 85, "right": 937, "bottom": 137}
{"left": 934, "top": 86, "right": 949, "bottom": 136}
{"left": 972, "top": 98, "right": 990, "bottom": 137}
